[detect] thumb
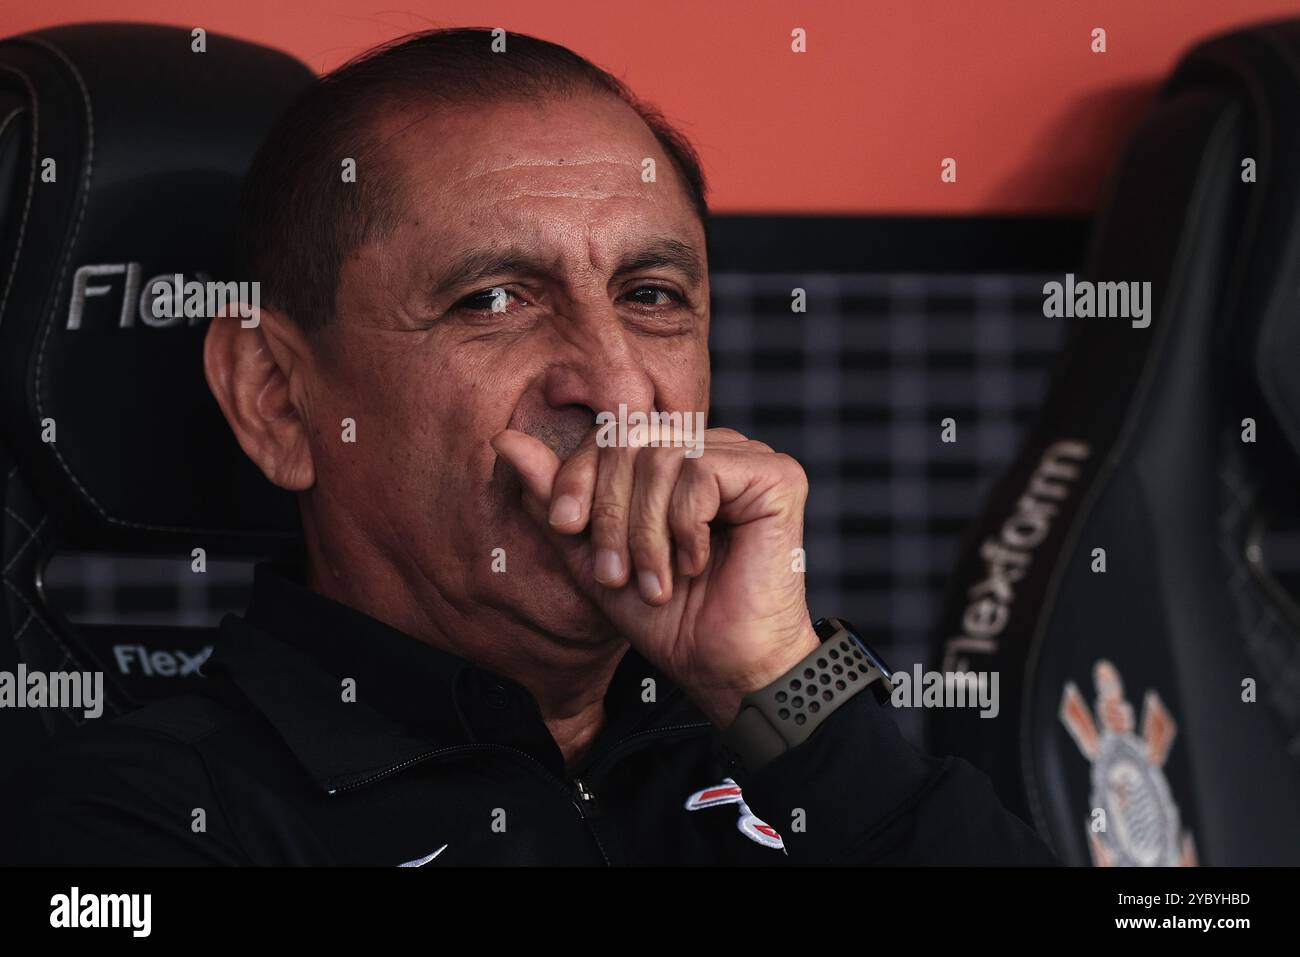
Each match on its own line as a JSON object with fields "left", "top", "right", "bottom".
{"left": 491, "top": 428, "right": 608, "bottom": 603}
{"left": 490, "top": 428, "right": 561, "bottom": 518}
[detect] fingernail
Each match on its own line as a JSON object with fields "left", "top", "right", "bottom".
{"left": 638, "top": 570, "right": 662, "bottom": 601}
{"left": 549, "top": 495, "right": 581, "bottom": 526}
{"left": 595, "top": 549, "right": 624, "bottom": 583}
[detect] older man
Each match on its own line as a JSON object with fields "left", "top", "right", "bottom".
{"left": 16, "top": 28, "right": 1054, "bottom": 865}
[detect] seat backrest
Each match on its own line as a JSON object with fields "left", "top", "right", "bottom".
{"left": 929, "top": 18, "right": 1300, "bottom": 865}
{"left": 0, "top": 23, "right": 310, "bottom": 807}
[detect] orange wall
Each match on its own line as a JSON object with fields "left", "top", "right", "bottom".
{"left": 5, "top": 0, "right": 1300, "bottom": 213}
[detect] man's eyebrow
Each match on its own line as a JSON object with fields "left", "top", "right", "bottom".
{"left": 430, "top": 237, "right": 705, "bottom": 300}
{"left": 430, "top": 247, "right": 552, "bottom": 299}
{"left": 613, "top": 238, "right": 704, "bottom": 286}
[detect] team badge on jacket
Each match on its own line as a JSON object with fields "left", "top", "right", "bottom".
{"left": 684, "top": 778, "right": 784, "bottom": 850}
{"left": 1059, "top": 660, "right": 1197, "bottom": 867}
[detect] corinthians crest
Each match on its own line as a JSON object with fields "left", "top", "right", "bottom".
{"left": 1059, "top": 660, "right": 1197, "bottom": 867}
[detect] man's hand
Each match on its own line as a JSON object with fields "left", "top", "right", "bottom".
{"left": 491, "top": 424, "right": 820, "bottom": 728}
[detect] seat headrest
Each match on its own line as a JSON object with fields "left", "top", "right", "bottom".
{"left": 1167, "top": 20, "right": 1300, "bottom": 469}
{"left": 0, "top": 23, "right": 311, "bottom": 553}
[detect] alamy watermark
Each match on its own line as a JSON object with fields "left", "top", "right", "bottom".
{"left": 595, "top": 403, "right": 706, "bottom": 458}
{"left": 1042, "top": 273, "right": 1151, "bottom": 328}
{"left": 67, "top": 264, "right": 260, "bottom": 330}
{"left": 0, "top": 666, "right": 103, "bottom": 719}
{"left": 50, "top": 887, "right": 151, "bottom": 937}
{"left": 149, "top": 273, "right": 261, "bottom": 327}
{"left": 889, "top": 666, "right": 1000, "bottom": 719}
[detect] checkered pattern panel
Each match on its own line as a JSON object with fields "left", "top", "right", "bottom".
{"left": 707, "top": 272, "right": 1062, "bottom": 736}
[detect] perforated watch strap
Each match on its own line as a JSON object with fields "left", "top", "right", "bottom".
{"left": 717, "top": 618, "right": 893, "bottom": 775}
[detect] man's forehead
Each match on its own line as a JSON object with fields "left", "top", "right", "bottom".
{"left": 380, "top": 95, "right": 668, "bottom": 192}
{"left": 360, "top": 96, "right": 704, "bottom": 279}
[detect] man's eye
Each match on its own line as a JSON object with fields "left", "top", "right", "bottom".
{"left": 455, "top": 287, "right": 517, "bottom": 313}
{"left": 625, "top": 286, "right": 683, "bottom": 307}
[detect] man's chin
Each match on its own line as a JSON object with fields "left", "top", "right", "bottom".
{"left": 487, "top": 525, "right": 617, "bottom": 644}
{"left": 489, "top": 571, "right": 617, "bottom": 646}
{"left": 482, "top": 470, "right": 616, "bottom": 643}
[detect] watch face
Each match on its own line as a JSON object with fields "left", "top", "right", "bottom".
{"left": 817, "top": 617, "right": 894, "bottom": 682}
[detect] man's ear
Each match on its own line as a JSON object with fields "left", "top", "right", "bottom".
{"left": 203, "top": 308, "right": 316, "bottom": 491}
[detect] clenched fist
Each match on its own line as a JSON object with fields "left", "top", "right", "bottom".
{"left": 491, "top": 424, "right": 820, "bottom": 728}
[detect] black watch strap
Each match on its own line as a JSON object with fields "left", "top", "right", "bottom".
{"left": 717, "top": 617, "right": 893, "bottom": 775}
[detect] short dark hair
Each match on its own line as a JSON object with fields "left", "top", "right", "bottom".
{"left": 237, "top": 27, "right": 710, "bottom": 333}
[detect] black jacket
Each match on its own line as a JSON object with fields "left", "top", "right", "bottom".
{"left": 14, "top": 564, "right": 1056, "bottom": 865}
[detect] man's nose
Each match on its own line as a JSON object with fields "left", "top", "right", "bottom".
{"left": 540, "top": 328, "right": 656, "bottom": 418}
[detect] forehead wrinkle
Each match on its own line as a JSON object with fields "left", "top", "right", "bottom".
{"left": 463, "top": 156, "right": 642, "bottom": 178}
{"left": 461, "top": 160, "right": 647, "bottom": 198}
{"left": 485, "top": 184, "right": 647, "bottom": 201}
{"left": 452, "top": 159, "right": 660, "bottom": 207}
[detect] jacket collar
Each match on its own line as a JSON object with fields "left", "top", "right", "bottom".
{"left": 207, "top": 562, "right": 697, "bottom": 793}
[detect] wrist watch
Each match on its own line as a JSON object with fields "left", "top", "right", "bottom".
{"left": 717, "top": 617, "right": 894, "bottom": 775}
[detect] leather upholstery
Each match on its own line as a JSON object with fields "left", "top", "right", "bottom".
{"left": 929, "top": 20, "right": 1300, "bottom": 865}
{"left": 0, "top": 24, "right": 311, "bottom": 815}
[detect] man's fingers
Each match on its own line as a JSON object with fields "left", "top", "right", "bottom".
{"left": 589, "top": 445, "right": 637, "bottom": 587}
{"left": 669, "top": 458, "right": 720, "bottom": 577}
{"left": 497, "top": 421, "right": 776, "bottom": 600}
{"left": 547, "top": 429, "right": 601, "bottom": 533}
{"left": 490, "top": 429, "right": 561, "bottom": 507}
{"left": 628, "top": 447, "right": 688, "bottom": 605}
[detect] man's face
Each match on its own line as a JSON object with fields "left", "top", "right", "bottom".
{"left": 307, "top": 92, "right": 711, "bottom": 641}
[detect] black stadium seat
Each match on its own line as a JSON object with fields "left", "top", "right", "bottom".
{"left": 929, "top": 19, "right": 1300, "bottom": 865}
{"left": 0, "top": 23, "right": 309, "bottom": 822}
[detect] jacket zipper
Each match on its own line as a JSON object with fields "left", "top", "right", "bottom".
{"left": 572, "top": 777, "right": 600, "bottom": 814}
{"left": 569, "top": 777, "right": 610, "bottom": 864}
{"left": 563, "top": 720, "right": 713, "bottom": 866}
{"left": 328, "top": 721, "right": 713, "bottom": 864}
{"left": 333, "top": 742, "right": 613, "bottom": 864}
